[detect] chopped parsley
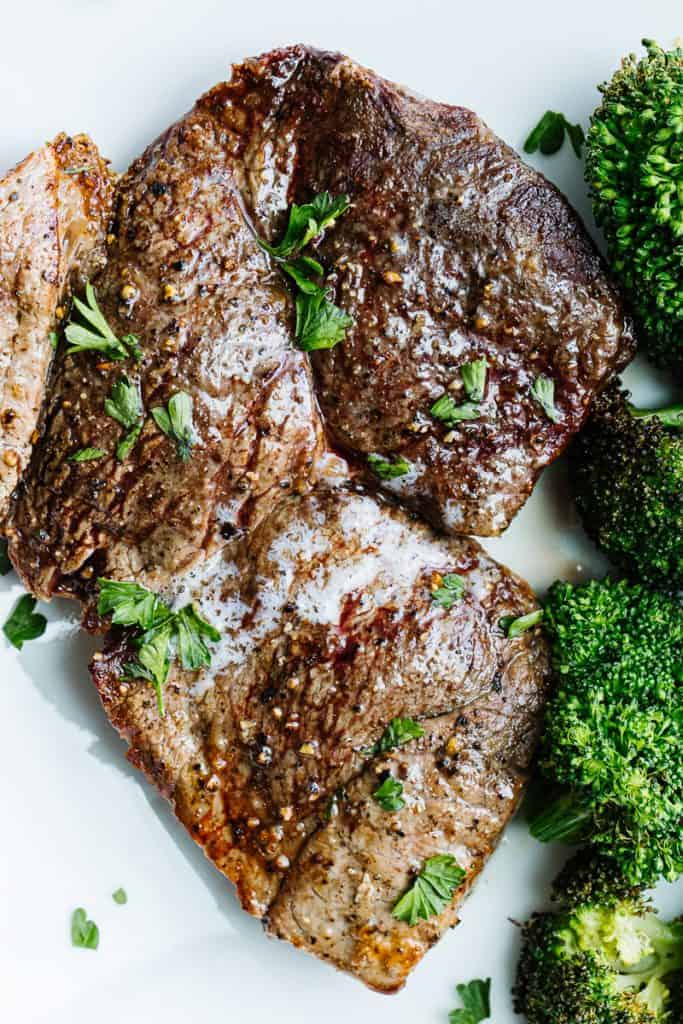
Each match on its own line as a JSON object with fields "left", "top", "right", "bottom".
{"left": 431, "top": 573, "right": 466, "bottom": 609}
{"left": 372, "top": 774, "right": 405, "bottom": 812}
{"left": 69, "top": 447, "right": 106, "bottom": 462}
{"left": 71, "top": 908, "right": 99, "bottom": 950}
{"left": 97, "top": 579, "right": 220, "bottom": 715}
{"left": 112, "top": 888, "right": 127, "bottom": 905}
{"left": 294, "top": 286, "right": 353, "bottom": 351}
{"left": 3, "top": 594, "right": 47, "bottom": 649}
{"left": 0, "top": 539, "right": 12, "bottom": 575}
{"left": 49, "top": 330, "right": 59, "bottom": 350}
{"left": 151, "top": 391, "right": 195, "bottom": 461}
{"left": 524, "top": 111, "right": 584, "bottom": 158}
{"left": 363, "top": 717, "right": 424, "bottom": 757}
{"left": 430, "top": 393, "right": 480, "bottom": 426}
{"left": 104, "top": 377, "right": 144, "bottom": 461}
{"left": 260, "top": 192, "right": 350, "bottom": 259}
{"left": 460, "top": 358, "right": 488, "bottom": 403}
{"left": 449, "top": 978, "right": 492, "bottom": 1024}
{"left": 65, "top": 282, "right": 141, "bottom": 362}
{"left": 531, "top": 374, "right": 562, "bottom": 423}
{"left": 499, "top": 609, "right": 544, "bottom": 637}
{"left": 392, "top": 854, "right": 465, "bottom": 926}
{"left": 367, "top": 453, "right": 411, "bottom": 479}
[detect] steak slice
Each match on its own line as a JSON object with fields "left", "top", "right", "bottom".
{"left": 206, "top": 45, "right": 635, "bottom": 535}
{"left": 91, "top": 485, "right": 549, "bottom": 988}
{"left": 0, "top": 134, "right": 113, "bottom": 525}
{"left": 7, "top": 99, "right": 325, "bottom": 600}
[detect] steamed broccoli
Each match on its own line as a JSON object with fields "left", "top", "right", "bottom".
{"left": 527, "top": 577, "right": 683, "bottom": 886}
{"left": 570, "top": 383, "right": 683, "bottom": 590}
{"left": 586, "top": 40, "right": 683, "bottom": 375}
{"left": 514, "top": 863, "right": 683, "bottom": 1023}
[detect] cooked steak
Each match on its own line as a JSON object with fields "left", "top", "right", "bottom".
{"left": 209, "top": 45, "right": 635, "bottom": 535}
{"left": 0, "top": 134, "right": 113, "bottom": 524}
{"left": 7, "top": 102, "right": 325, "bottom": 600}
{"left": 91, "top": 485, "right": 549, "bottom": 990}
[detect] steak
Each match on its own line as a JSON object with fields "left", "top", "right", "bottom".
{"left": 207, "top": 46, "right": 635, "bottom": 535}
{"left": 0, "top": 134, "right": 113, "bottom": 524}
{"left": 91, "top": 485, "right": 549, "bottom": 991}
{"left": 7, "top": 100, "right": 325, "bottom": 600}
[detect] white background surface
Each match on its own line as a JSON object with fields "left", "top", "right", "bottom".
{"left": 1, "top": 2, "right": 681, "bottom": 1022}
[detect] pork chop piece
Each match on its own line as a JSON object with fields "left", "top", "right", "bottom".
{"left": 0, "top": 134, "right": 113, "bottom": 525}
{"left": 91, "top": 485, "right": 549, "bottom": 988}
{"left": 206, "top": 45, "right": 635, "bottom": 535}
{"left": 7, "top": 98, "right": 326, "bottom": 602}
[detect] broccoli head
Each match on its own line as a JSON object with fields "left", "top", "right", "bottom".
{"left": 570, "top": 383, "right": 683, "bottom": 590}
{"left": 586, "top": 40, "right": 683, "bottom": 375}
{"left": 528, "top": 577, "right": 683, "bottom": 886}
{"left": 514, "top": 870, "right": 683, "bottom": 1024}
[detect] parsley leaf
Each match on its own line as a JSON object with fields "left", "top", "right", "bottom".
{"left": 69, "top": 447, "right": 106, "bottom": 462}
{"left": 367, "top": 453, "right": 411, "bottom": 479}
{"left": 0, "top": 539, "right": 12, "bottom": 576}
{"left": 499, "top": 609, "right": 544, "bottom": 637}
{"left": 364, "top": 717, "right": 425, "bottom": 757}
{"left": 97, "top": 579, "right": 171, "bottom": 630}
{"left": 3, "top": 594, "right": 47, "bottom": 649}
{"left": 175, "top": 603, "right": 221, "bottom": 670}
{"left": 65, "top": 282, "right": 141, "bottom": 362}
{"left": 294, "top": 288, "right": 353, "bottom": 351}
{"left": 49, "top": 330, "right": 59, "bottom": 350}
{"left": 112, "top": 888, "right": 127, "bottom": 905}
{"left": 281, "top": 255, "right": 325, "bottom": 293}
{"left": 392, "top": 854, "right": 465, "bottom": 925}
{"left": 460, "top": 358, "right": 488, "bottom": 403}
{"left": 105, "top": 377, "right": 144, "bottom": 461}
{"left": 449, "top": 978, "right": 492, "bottom": 1024}
{"left": 71, "top": 908, "right": 99, "bottom": 950}
{"left": 524, "top": 111, "right": 584, "bottom": 158}
{"left": 262, "top": 193, "right": 350, "bottom": 259}
{"left": 430, "top": 393, "right": 480, "bottom": 426}
{"left": 431, "top": 573, "right": 466, "bottom": 609}
{"left": 126, "top": 619, "right": 175, "bottom": 715}
{"left": 373, "top": 774, "right": 405, "bottom": 811}
{"left": 151, "top": 391, "right": 195, "bottom": 461}
{"left": 531, "top": 374, "right": 562, "bottom": 423}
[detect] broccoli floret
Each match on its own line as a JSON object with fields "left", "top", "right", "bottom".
{"left": 514, "top": 866, "right": 683, "bottom": 1024}
{"left": 552, "top": 849, "right": 644, "bottom": 910}
{"left": 586, "top": 40, "right": 683, "bottom": 375}
{"left": 528, "top": 577, "right": 683, "bottom": 886}
{"left": 589, "top": 41, "right": 683, "bottom": 376}
{"left": 570, "top": 383, "right": 683, "bottom": 590}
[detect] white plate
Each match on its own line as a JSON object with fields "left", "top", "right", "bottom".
{"left": 1, "top": 2, "right": 680, "bottom": 1021}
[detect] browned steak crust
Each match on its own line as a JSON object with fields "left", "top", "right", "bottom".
{"left": 91, "top": 485, "right": 549, "bottom": 990}
{"left": 0, "top": 134, "right": 113, "bottom": 525}
{"left": 205, "top": 45, "right": 635, "bottom": 535}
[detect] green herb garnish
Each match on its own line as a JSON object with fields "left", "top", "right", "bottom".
{"left": 125, "top": 619, "right": 175, "bottom": 715}
{"left": 261, "top": 193, "right": 350, "bottom": 260}
{"left": 531, "top": 374, "right": 562, "bottom": 423}
{"left": 151, "top": 391, "right": 195, "bottom": 461}
{"left": 3, "top": 594, "right": 47, "bottom": 649}
{"left": 499, "top": 609, "right": 544, "bottom": 637}
{"left": 430, "top": 393, "right": 480, "bottom": 426}
{"left": 449, "top": 978, "right": 492, "bottom": 1024}
{"left": 174, "top": 603, "right": 221, "bottom": 670}
{"left": 431, "top": 573, "right": 466, "bottom": 609}
{"left": 112, "top": 888, "right": 127, "bottom": 905}
{"left": 69, "top": 447, "right": 106, "bottom": 462}
{"left": 294, "top": 287, "right": 353, "bottom": 351}
{"left": 98, "top": 579, "right": 171, "bottom": 630}
{"left": 524, "top": 111, "right": 585, "bottom": 158}
{"left": 367, "top": 453, "right": 411, "bottom": 479}
{"left": 0, "top": 539, "right": 12, "bottom": 576}
{"left": 372, "top": 775, "right": 405, "bottom": 812}
{"left": 71, "top": 908, "right": 99, "bottom": 950}
{"left": 460, "top": 358, "right": 488, "bottom": 403}
{"left": 392, "top": 854, "right": 465, "bottom": 926}
{"left": 363, "top": 717, "right": 425, "bottom": 757}
{"left": 49, "top": 330, "right": 59, "bottom": 350}
{"left": 65, "top": 282, "right": 141, "bottom": 362}
{"left": 104, "top": 377, "right": 144, "bottom": 461}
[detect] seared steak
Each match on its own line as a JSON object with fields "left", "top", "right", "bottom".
{"left": 7, "top": 101, "right": 325, "bottom": 600}
{"left": 0, "top": 134, "right": 112, "bottom": 524}
{"left": 208, "top": 46, "right": 635, "bottom": 535}
{"left": 91, "top": 485, "right": 549, "bottom": 990}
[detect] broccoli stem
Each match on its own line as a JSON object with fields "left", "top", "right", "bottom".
{"left": 528, "top": 789, "right": 593, "bottom": 843}
{"left": 627, "top": 403, "right": 683, "bottom": 429}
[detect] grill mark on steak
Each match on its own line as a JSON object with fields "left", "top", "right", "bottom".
{"left": 91, "top": 485, "right": 549, "bottom": 985}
